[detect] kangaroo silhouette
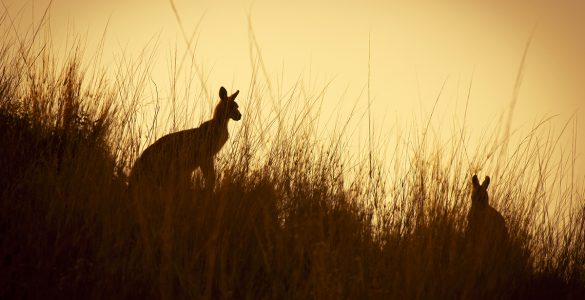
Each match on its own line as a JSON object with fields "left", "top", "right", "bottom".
{"left": 467, "top": 175, "right": 508, "bottom": 243}
{"left": 129, "top": 86, "right": 241, "bottom": 192}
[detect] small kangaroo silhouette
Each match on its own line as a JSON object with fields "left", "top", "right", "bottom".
{"left": 129, "top": 86, "right": 242, "bottom": 192}
{"left": 467, "top": 175, "right": 508, "bottom": 243}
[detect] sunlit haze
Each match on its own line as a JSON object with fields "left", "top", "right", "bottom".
{"left": 5, "top": 0, "right": 585, "bottom": 179}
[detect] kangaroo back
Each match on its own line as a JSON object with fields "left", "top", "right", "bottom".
{"left": 129, "top": 129, "right": 206, "bottom": 190}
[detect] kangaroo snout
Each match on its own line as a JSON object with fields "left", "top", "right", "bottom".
{"left": 233, "top": 110, "right": 242, "bottom": 121}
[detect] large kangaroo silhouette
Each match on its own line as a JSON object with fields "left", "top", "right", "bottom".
{"left": 129, "top": 86, "right": 241, "bottom": 192}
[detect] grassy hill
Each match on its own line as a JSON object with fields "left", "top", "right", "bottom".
{"left": 1, "top": 30, "right": 584, "bottom": 300}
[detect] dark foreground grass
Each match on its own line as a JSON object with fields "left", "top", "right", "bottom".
{"left": 1, "top": 31, "right": 584, "bottom": 300}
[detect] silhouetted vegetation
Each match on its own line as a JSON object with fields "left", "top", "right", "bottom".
{"left": 1, "top": 23, "right": 584, "bottom": 300}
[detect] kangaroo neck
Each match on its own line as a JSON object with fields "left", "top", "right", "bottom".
{"left": 210, "top": 116, "right": 230, "bottom": 132}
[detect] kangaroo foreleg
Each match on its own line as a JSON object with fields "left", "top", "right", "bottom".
{"left": 200, "top": 158, "right": 216, "bottom": 191}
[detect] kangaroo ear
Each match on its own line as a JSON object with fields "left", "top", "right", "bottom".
{"left": 482, "top": 176, "right": 491, "bottom": 189}
{"left": 472, "top": 175, "right": 480, "bottom": 189}
{"left": 219, "top": 87, "right": 228, "bottom": 101}
{"left": 231, "top": 90, "right": 239, "bottom": 101}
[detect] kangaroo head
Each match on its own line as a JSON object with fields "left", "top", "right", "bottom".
{"left": 214, "top": 86, "right": 241, "bottom": 121}
{"left": 471, "top": 174, "right": 490, "bottom": 207}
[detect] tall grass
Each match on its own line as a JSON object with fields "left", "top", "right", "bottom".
{"left": 1, "top": 19, "right": 584, "bottom": 299}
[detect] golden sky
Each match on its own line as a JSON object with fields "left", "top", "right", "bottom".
{"left": 4, "top": 0, "right": 585, "bottom": 179}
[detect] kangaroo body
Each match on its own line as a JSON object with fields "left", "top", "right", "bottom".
{"left": 129, "top": 87, "right": 241, "bottom": 192}
{"left": 129, "top": 118, "right": 229, "bottom": 190}
{"left": 468, "top": 201, "right": 507, "bottom": 241}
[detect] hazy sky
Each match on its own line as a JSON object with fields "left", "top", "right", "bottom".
{"left": 4, "top": 0, "right": 585, "bottom": 178}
